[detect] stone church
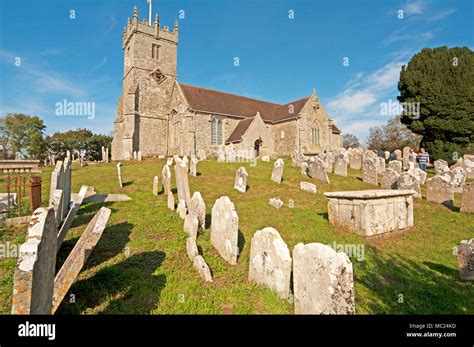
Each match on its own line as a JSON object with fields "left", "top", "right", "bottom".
{"left": 112, "top": 6, "right": 342, "bottom": 160}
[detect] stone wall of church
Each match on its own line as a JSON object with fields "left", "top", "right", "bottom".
{"left": 241, "top": 116, "right": 275, "bottom": 157}
{"left": 269, "top": 120, "right": 298, "bottom": 156}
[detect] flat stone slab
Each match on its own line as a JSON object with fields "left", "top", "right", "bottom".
{"left": 81, "top": 194, "right": 132, "bottom": 203}
{"left": 324, "top": 189, "right": 416, "bottom": 199}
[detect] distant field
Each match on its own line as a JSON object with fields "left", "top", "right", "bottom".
{"left": 1, "top": 158, "right": 473, "bottom": 314}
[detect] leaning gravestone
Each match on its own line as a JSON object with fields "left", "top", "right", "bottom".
{"left": 426, "top": 175, "right": 454, "bottom": 206}
{"left": 193, "top": 256, "right": 213, "bottom": 282}
{"left": 333, "top": 154, "right": 348, "bottom": 177}
{"left": 398, "top": 173, "right": 421, "bottom": 198}
{"left": 186, "top": 237, "right": 199, "bottom": 261}
{"left": 12, "top": 208, "right": 57, "bottom": 314}
{"left": 402, "top": 147, "right": 411, "bottom": 170}
{"left": 211, "top": 196, "right": 239, "bottom": 265}
{"left": 52, "top": 207, "right": 111, "bottom": 313}
{"left": 457, "top": 239, "right": 474, "bottom": 281}
{"left": 189, "top": 192, "right": 206, "bottom": 230}
{"left": 234, "top": 167, "right": 248, "bottom": 193}
{"left": 388, "top": 160, "right": 402, "bottom": 175}
{"left": 248, "top": 227, "right": 292, "bottom": 299}
{"left": 175, "top": 161, "right": 191, "bottom": 207}
{"left": 362, "top": 158, "right": 378, "bottom": 185}
{"left": 293, "top": 243, "right": 355, "bottom": 314}
{"left": 460, "top": 182, "right": 474, "bottom": 213}
{"left": 271, "top": 159, "right": 285, "bottom": 184}
{"left": 308, "top": 158, "right": 330, "bottom": 184}
{"left": 380, "top": 168, "right": 399, "bottom": 189}
{"left": 162, "top": 165, "right": 171, "bottom": 195}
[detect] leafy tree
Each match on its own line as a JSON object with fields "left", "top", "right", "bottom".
{"left": 398, "top": 46, "right": 474, "bottom": 163}
{"left": 367, "top": 116, "right": 421, "bottom": 152}
{"left": 0, "top": 113, "right": 47, "bottom": 159}
{"left": 342, "top": 133, "right": 361, "bottom": 149}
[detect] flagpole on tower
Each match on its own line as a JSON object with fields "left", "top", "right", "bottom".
{"left": 147, "top": 0, "right": 152, "bottom": 26}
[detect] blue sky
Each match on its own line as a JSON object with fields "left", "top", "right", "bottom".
{"left": 0, "top": 0, "right": 473, "bottom": 141}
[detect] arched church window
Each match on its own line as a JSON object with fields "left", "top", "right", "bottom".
{"left": 211, "top": 118, "right": 223, "bottom": 145}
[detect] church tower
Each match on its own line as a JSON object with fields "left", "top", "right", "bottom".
{"left": 112, "top": 5, "right": 179, "bottom": 160}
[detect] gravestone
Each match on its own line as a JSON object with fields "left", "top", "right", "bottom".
{"left": 308, "top": 158, "right": 330, "bottom": 184}
{"left": 116, "top": 162, "right": 123, "bottom": 187}
{"left": 175, "top": 161, "right": 191, "bottom": 207}
{"left": 384, "top": 151, "right": 390, "bottom": 160}
{"left": 248, "top": 227, "right": 292, "bottom": 299}
{"left": 193, "top": 256, "right": 213, "bottom": 282}
{"left": 381, "top": 168, "right": 399, "bottom": 189}
{"left": 51, "top": 190, "right": 64, "bottom": 227}
{"left": 402, "top": 147, "right": 411, "bottom": 170}
{"left": 184, "top": 213, "right": 199, "bottom": 239}
{"left": 167, "top": 193, "right": 175, "bottom": 210}
{"left": 463, "top": 155, "right": 474, "bottom": 179}
{"left": 333, "top": 154, "right": 348, "bottom": 177}
{"left": 434, "top": 159, "right": 450, "bottom": 176}
{"left": 12, "top": 208, "right": 57, "bottom": 314}
{"left": 388, "top": 160, "right": 402, "bottom": 175}
{"left": 426, "top": 175, "right": 453, "bottom": 206}
{"left": 271, "top": 159, "right": 285, "bottom": 184}
{"left": 398, "top": 173, "right": 421, "bottom": 198}
{"left": 300, "top": 181, "right": 317, "bottom": 194}
{"left": 190, "top": 157, "right": 198, "bottom": 177}
{"left": 362, "top": 158, "right": 378, "bottom": 185}
{"left": 457, "top": 239, "right": 474, "bottom": 281}
{"left": 211, "top": 196, "right": 239, "bottom": 265}
{"left": 261, "top": 155, "right": 270, "bottom": 162}
{"left": 182, "top": 156, "right": 189, "bottom": 171}
{"left": 52, "top": 207, "right": 111, "bottom": 313}
{"left": 460, "top": 182, "right": 474, "bottom": 213}
{"left": 234, "top": 167, "right": 248, "bottom": 193}
{"left": 189, "top": 192, "right": 206, "bottom": 230}
{"left": 376, "top": 157, "right": 385, "bottom": 175}
{"left": 177, "top": 199, "right": 187, "bottom": 219}
{"left": 153, "top": 176, "right": 159, "bottom": 196}
{"left": 186, "top": 237, "right": 199, "bottom": 261}
{"left": 300, "top": 162, "right": 308, "bottom": 176}
{"left": 162, "top": 165, "right": 171, "bottom": 195}
{"left": 293, "top": 243, "right": 355, "bottom": 314}
{"left": 349, "top": 149, "right": 363, "bottom": 170}
{"left": 394, "top": 149, "right": 402, "bottom": 160}
{"left": 450, "top": 167, "right": 466, "bottom": 193}
{"left": 407, "top": 167, "right": 427, "bottom": 185}
{"left": 269, "top": 197, "right": 284, "bottom": 209}
{"left": 166, "top": 157, "right": 173, "bottom": 166}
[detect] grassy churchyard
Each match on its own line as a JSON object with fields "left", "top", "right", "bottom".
{"left": 1, "top": 158, "right": 473, "bottom": 314}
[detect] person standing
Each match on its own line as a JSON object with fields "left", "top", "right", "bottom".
{"left": 408, "top": 148, "right": 417, "bottom": 170}
{"left": 417, "top": 148, "right": 429, "bottom": 172}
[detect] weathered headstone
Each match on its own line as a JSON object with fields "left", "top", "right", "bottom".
{"left": 234, "top": 167, "right": 248, "bottom": 193}
{"left": 402, "top": 146, "right": 411, "bottom": 170}
{"left": 137, "top": 151, "right": 142, "bottom": 161}
{"left": 457, "top": 239, "right": 474, "bottom": 280}
{"left": 269, "top": 197, "right": 284, "bottom": 209}
{"left": 293, "top": 243, "right": 355, "bottom": 314}
{"left": 362, "top": 158, "right": 377, "bottom": 185}
{"left": 394, "top": 149, "right": 402, "bottom": 160}
{"left": 189, "top": 192, "right": 206, "bottom": 230}
{"left": 463, "top": 155, "right": 474, "bottom": 179}
{"left": 210, "top": 196, "right": 239, "bottom": 265}
{"left": 300, "top": 162, "right": 308, "bottom": 176}
{"left": 398, "top": 173, "right": 421, "bottom": 198}
{"left": 460, "top": 182, "right": 474, "bottom": 213}
{"left": 271, "top": 159, "right": 285, "bottom": 184}
{"left": 426, "top": 175, "right": 454, "bottom": 206}
{"left": 308, "top": 158, "right": 330, "bottom": 184}
{"left": 380, "top": 168, "right": 399, "bottom": 189}
{"left": 51, "top": 189, "right": 64, "bottom": 227}
{"left": 116, "top": 162, "right": 123, "bottom": 187}
{"left": 376, "top": 157, "right": 385, "bottom": 175}
{"left": 333, "top": 154, "right": 348, "bottom": 177}
{"left": 167, "top": 193, "right": 175, "bottom": 210}
{"left": 52, "top": 207, "right": 111, "bottom": 313}
{"left": 450, "top": 167, "right": 466, "bottom": 193}
{"left": 177, "top": 199, "right": 187, "bottom": 219}
{"left": 434, "top": 159, "right": 450, "bottom": 176}
{"left": 388, "top": 160, "right": 402, "bottom": 175}
{"left": 184, "top": 213, "right": 199, "bottom": 239}
{"left": 193, "top": 255, "right": 213, "bottom": 282}
{"left": 12, "top": 208, "right": 57, "bottom": 314}
{"left": 175, "top": 161, "right": 191, "bottom": 207}
{"left": 190, "top": 157, "right": 198, "bottom": 177}
{"left": 300, "top": 181, "right": 317, "bottom": 194}
{"left": 162, "top": 164, "right": 171, "bottom": 195}
{"left": 248, "top": 227, "right": 292, "bottom": 299}
{"left": 407, "top": 167, "right": 427, "bottom": 185}
{"left": 186, "top": 237, "right": 199, "bottom": 261}
{"left": 349, "top": 149, "right": 363, "bottom": 170}
{"left": 153, "top": 176, "right": 159, "bottom": 196}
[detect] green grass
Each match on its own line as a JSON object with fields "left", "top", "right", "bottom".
{"left": 0, "top": 158, "right": 473, "bottom": 314}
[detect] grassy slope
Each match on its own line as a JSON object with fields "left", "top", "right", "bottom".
{"left": 0, "top": 158, "right": 473, "bottom": 314}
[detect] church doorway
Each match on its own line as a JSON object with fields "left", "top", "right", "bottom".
{"left": 254, "top": 139, "right": 263, "bottom": 157}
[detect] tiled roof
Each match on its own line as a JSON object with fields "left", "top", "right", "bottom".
{"left": 226, "top": 117, "right": 255, "bottom": 144}
{"left": 180, "top": 84, "right": 309, "bottom": 122}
